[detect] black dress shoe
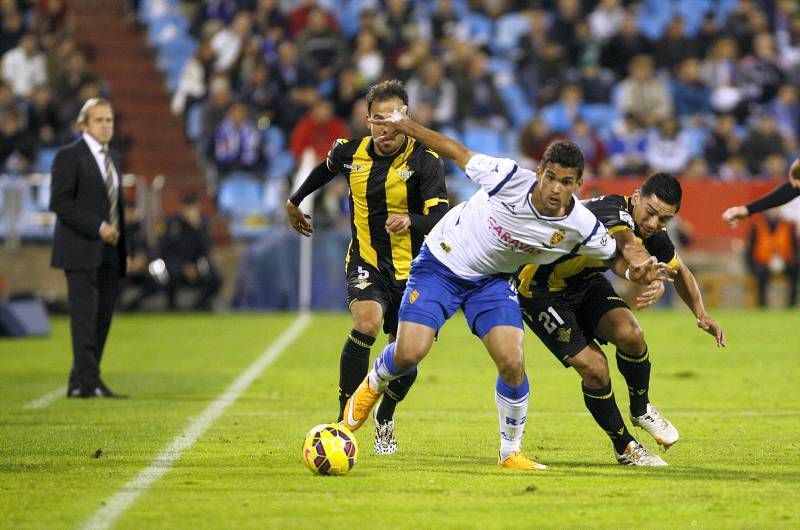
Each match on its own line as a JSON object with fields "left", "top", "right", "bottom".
{"left": 69, "top": 382, "right": 128, "bottom": 398}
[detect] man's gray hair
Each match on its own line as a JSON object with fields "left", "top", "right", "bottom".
{"left": 77, "top": 97, "right": 112, "bottom": 125}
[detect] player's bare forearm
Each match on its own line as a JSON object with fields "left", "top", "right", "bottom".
{"left": 673, "top": 258, "right": 706, "bottom": 318}
{"left": 613, "top": 230, "right": 652, "bottom": 271}
{"left": 401, "top": 119, "right": 472, "bottom": 170}
{"left": 369, "top": 108, "right": 473, "bottom": 170}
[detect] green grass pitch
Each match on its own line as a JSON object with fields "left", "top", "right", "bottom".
{"left": 1, "top": 310, "right": 799, "bottom": 529}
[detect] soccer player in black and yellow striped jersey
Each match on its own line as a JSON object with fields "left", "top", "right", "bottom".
{"left": 516, "top": 172, "right": 726, "bottom": 466}
{"left": 286, "top": 80, "right": 448, "bottom": 454}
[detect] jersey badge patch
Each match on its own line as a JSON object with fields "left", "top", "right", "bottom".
{"left": 556, "top": 327, "right": 572, "bottom": 343}
{"left": 409, "top": 289, "right": 420, "bottom": 304}
{"left": 550, "top": 229, "right": 566, "bottom": 246}
{"left": 397, "top": 166, "right": 415, "bottom": 181}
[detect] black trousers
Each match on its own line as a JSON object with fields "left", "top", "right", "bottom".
{"left": 65, "top": 244, "right": 121, "bottom": 389}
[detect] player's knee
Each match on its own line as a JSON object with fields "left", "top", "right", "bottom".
{"left": 353, "top": 316, "right": 381, "bottom": 338}
{"left": 496, "top": 349, "right": 525, "bottom": 386}
{"left": 571, "top": 354, "right": 609, "bottom": 387}
{"left": 616, "top": 323, "right": 646, "bottom": 354}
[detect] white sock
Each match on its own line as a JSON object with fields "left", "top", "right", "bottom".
{"left": 496, "top": 391, "right": 529, "bottom": 461}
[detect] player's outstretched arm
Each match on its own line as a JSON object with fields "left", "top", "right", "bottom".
{"left": 368, "top": 107, "right": 474, "bottom": 170}
{"left": 724, "top": 160, "right": 800, "bottom": 226}
{"left": 286, "top": 161, "right": 339, "bottom": 236}
{"left": 673, "top": 256, "right": 726, "bottom": 347}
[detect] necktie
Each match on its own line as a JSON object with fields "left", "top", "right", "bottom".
{"left": 101, "top": 145, "right": 119, "bottom": 233}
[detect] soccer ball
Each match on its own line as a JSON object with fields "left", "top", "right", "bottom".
{"left": 302, "top": 423, "right": 358, "bottom": 475}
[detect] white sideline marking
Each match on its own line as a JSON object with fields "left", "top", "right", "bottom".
{"left": 80, "top": 312, "right": 311, "bottom": 530}
{"left": 23, "top": 386, "right": 67, "bottom": 410}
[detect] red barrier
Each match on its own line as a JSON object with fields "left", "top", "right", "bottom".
{"left": 580, "top": 178, "right": 785, "bottom": 248}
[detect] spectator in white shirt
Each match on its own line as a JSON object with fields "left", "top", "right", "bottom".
{"left": 1, "top": 33, "right": 47, "bottom": 97}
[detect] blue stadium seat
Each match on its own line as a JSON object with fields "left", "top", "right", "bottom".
{"left": 31, "top": 146, "right": 58, "bottom": 175}
{"left": 217, "top": 174, "right": 265, "bottom": 217}
{"left": 582, "top": 104, "right": 620, "bottom": 138}
{"left": 498, "top": 83, "right": 534, "bottom": 128}
{"left": 185, "top": 103, "right": 204, "bottom": 142}
{"left": 491, "top": 12, "right": 530, "bottom": 55}
{"left": 462, "top": 125, "right": 506, "bottom": 158}
{"left": 465, "top": 12, "right": 492, "bottom": 45}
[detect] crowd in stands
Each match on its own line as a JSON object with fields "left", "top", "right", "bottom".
{"left": 5, "top": 0, "right": 800, "bottom": 220}
{"left": 0, "top": 0, "right": 115, "bottom": 176}
{"left": 163, "top": 0, "right": 800, "bottom": 196}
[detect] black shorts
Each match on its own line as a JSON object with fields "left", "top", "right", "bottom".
{"left": 519, "top": 274, "right": 629, "bottom": 367}
{"left": 345, "top": 257, "right": 406, "bottom": 336}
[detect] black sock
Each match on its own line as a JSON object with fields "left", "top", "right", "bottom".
{"left": 582, "top": 382, "right": 635, "bottom": 454}
{"left": 616, "top": 347, "right": 651, "bottom": 417}
{"left": 377, "top": 368, "right": 418, "bottom": 424}
{"left": 337, "top": 329, "right": 375, "bottom": 422}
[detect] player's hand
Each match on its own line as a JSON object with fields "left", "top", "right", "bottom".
{"left": 697, "top": 313, "right": 726, "bottom": 347}
{"left": 385, "top": 213, "right": 411, "bottom": 235}
{"left": 628, "top": 256, "right": 676, "bottom": 284}
{"left": 286, "top": 200, "right": 312, "bottom": 237}
{"left": 635, "top": 280, "right": 665, "bottom": 309}
{"left": 722, "top": 205, "right": 749, "bottom": 227}
{"left": 368, "top": 105, "right": 409, "bottom": 140}
{"left": 789, "top": 158, "right": 800, "bottom": 189}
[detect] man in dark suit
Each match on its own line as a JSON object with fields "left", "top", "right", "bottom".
{"left": 50, "top": 97, "right": 128, "bottom": 398}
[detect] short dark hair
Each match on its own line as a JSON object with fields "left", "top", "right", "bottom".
{"left": 640, "top": 172, "right": 682, "bottom": 211}
{"left": 541, "top": 140, "right": 585, "bottom": 178}
{"left": 366, "top": 79, "right": 408, "bottom": 114}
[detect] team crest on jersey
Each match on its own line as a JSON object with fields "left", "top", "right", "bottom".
{"left": 550, "top": 229, "right": 566, "bottom": 246}
{"left": 556, "top": 327, "right": 572, "bottom": 343}
{"left": 397, "top": 166, "right": 415, "bottom": 181}
{"left": 409, "top": 289, "right": 420, "bottom": 303}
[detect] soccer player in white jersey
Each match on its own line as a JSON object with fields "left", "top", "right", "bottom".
{"left": 341, "top": 109, "right": 668, "bottom": 470}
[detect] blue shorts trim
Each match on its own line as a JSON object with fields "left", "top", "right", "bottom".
{"left": 398, "top": 245, "right": 522, "bottom": 338}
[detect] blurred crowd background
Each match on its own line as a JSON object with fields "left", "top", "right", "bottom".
{"left": 2, "top": 0, "right": 800, "bottom": 311}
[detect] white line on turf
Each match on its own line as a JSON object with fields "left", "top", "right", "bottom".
{"left": 79, "top": 312, "right": 311, "bottom": 530}
{"left": 23, "top": 386, "right": 67, "bottom": 410}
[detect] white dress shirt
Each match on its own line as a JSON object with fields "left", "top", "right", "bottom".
{"left": 82, "top": 132, "right": 119, "bottom": 189}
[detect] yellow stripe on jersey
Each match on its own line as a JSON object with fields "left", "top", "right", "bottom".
{"left": 517, "top": 264, "right": 539, "bottom": 298}
{"left": 386, "top": 138, "right": 418, "bottom": 279}
{"left": 425, "top": 148, "right": 440, "bottom": 158}
{"left": 608, "top": 225, "right": 632, "bottom": 235}
{"left": 667, "top": 253, "right": 679, "bottom": 269}
{"left": 547, "top": 256, "right": 605, "bottom": 291}
{"left": 349, "top": 138, "right": 378, "bottom": 268}
{"left": 423, "top": 197, "right": 449, "bottom": 215}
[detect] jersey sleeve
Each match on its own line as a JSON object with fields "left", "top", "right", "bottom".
{"left": 325, "top": 138, "right": 349, "bottom": 173}
{"left": 583, "top": 195, "right": 634, "bottom": 235}
{"left": 575, "top": 220, "right": 617, "bottom": 260}
{"left": 644, "top": 231, "right": 678, "bottom": 268}
{"left": 418, "top": 148, "right": 448, "bottom": 214}
{"left": 464, "top": 154, "right": 522, "bottom": 197}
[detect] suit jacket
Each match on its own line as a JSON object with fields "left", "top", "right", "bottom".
{"left": 49, "top": 137, "right": 128, "bottom": 275}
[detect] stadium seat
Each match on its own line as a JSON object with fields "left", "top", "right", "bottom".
{"left": 583, "top": 104, "right": 620, "bottom": 138}
{"left": 498, "top": 83, "right": 534, "bottom": 128}
{"left": 462, "top": 125, "right": 506, "bottom": 157}
{"left": 31, "top": 147, "right": 58, "bottom": 175}
{"left": 465, "top": 12, "right": 492, "bottom": 45}
{"left": 217, "top": 174, "right": 264, "bottom": 217}
{"left": 491, "top": 12, "right": 530, "bottom": 55}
